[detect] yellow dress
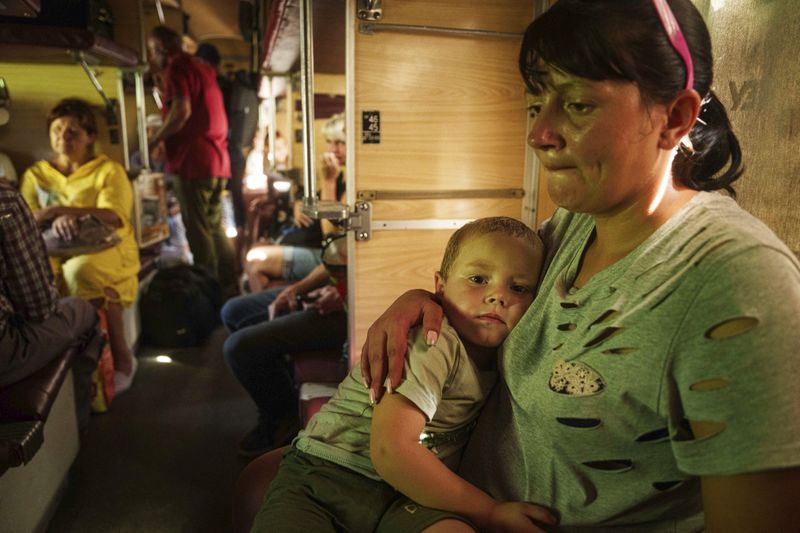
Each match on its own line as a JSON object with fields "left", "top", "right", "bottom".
{"left": 21, "top": 154, "right": 140, "bottom": 306}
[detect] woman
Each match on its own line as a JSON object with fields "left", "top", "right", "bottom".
{"left": 243, "top": 112, "right": 346, "bottom": 292}
{"left": 362, "top": 0, "right": 800, "bottom": 530}
{"left": 21, "top": 98, "right": 140, "bottom": 394}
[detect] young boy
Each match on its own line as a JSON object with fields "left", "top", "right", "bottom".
{"left": 253, "top": 217, "right": 553, "bottom": 532}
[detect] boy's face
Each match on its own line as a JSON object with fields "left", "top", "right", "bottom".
{"left": 435, "top": 233, "right": 542, "bottom": 350}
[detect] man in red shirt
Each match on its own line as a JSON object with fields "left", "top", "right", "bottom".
{"left": 147, "top": 25, "right": 236, "bottom": 296}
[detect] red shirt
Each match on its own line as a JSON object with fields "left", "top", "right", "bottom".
{"left": 161, "top": 53, "right": 230, "bottom": 179}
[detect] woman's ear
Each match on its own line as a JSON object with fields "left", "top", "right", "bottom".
{"left": 658, "top": 89, "right": 701, "bottom": 149}
{"left": 434, "top": 271, "right": 445, "bottom": 296}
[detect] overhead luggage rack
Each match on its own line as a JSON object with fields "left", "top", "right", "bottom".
{"left": 0, "top": 23, "right": 138, "bottom": 66}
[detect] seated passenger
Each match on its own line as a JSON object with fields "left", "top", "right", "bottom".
{"left": 243, "top": 112, "right": 346, "bottom": 292}
{"left": 20, "top": 98, "right": 140, "bottom": 395}
{"left": 0, "top": 178, "right": 100, "bottom": 429}
{"left": 222, "top": 261, "right": 347, "bottom": 457}
{"left": 251, "top": 217, "right": 554, "bottom": 532}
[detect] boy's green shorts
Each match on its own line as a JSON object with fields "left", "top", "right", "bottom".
{"left": 251, "top": 447, "right": 476, "bottom": 532}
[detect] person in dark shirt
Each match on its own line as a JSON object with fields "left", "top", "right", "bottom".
{"left": 0, "top": 179, "right": 100, "bottom": 427}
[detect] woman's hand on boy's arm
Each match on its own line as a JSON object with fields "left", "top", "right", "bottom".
{"left": 371, "top": 394, "right": 556, "bottom": 532}
{"left": 361, "top": 289, "right": 443, "bottom": 404}
{"left": 488, "top": 502, "right": 557, "bottom": 532}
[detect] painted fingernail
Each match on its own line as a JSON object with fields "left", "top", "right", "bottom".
{"left": 369, "top": 390, "right": 376, "bottom": 406}
{"left": 426, "top": 330, "right": 438, "bottom": 346}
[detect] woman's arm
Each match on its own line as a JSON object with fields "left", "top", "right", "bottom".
{"left": 693, "top": 420, "right": 800, "bottom": 531}
{"left": 43, "top": 206, "right": 122, "bottom": 242}
{"left": 371, "top": 394, "right": 555, "bottom": 531}
{"left": 360, "top": 290, "right": 444, "bottom": 404}
{"left": 46, "top": 205, "right": 122, "bottom": 227}
{"left": 318, "top": 158, "right": 341, "bottom": 237}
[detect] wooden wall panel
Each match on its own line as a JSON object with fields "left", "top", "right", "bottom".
{"left": 380, "top": 0, "right": 534, "bottom": 33}
{"left": 354, "top": 198, "right": 522, "bottom": 345}
{"left": 370, "top": 198, "right": 522, "bottom": 220}
{"left": 0, "top": 63, "right": 124, "bottom": 176}
{"left": 355, "top": 32, "right": 527, "bottom": 192}
{"left": 351, "top": 1, "right": 536, "bottom": 356}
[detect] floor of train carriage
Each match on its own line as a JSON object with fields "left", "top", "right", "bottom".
{"left": 47, "top": 325, "right": 255, "bottom": 533}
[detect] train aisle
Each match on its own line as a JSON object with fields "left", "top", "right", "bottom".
{"left": 47, "top": 325, "right": 253, "bottom": 533}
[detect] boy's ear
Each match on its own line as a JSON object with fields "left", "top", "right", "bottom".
{"left": 658, "top": 88, "right": 701, "bottom": 150}
{"left": 434, "top": 271, "right": 445, "bottom": 296}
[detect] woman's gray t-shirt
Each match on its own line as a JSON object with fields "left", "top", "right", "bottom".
{"left": 459, "top": 192, "right": 800, "bottom": 531}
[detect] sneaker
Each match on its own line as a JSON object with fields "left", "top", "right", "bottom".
{"left": 237, "top": 423, "right": 275, "bottom": 458}
{"left": 114, "top": 356, "right": 138, "bottom": 396}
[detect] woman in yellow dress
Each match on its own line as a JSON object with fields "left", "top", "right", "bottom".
{"left": 21, "top": 98, "right": 140, "bottom": 394}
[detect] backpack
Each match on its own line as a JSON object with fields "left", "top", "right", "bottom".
{"left": 139, "top": 264, "right": 223, "bottom": 348}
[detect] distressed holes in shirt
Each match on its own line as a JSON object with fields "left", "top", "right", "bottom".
{"left": 588, "top": 309, "right": 619, "bottom": 328}
{"left": 689, "top": 378, "right": 729, "bottom": 392}
{"left": 648, "top": 286, "right": 677, "bottom": 311}
{"left": 582, "top": 459, "right": 633, "bottom": 472}
{"left": 560, "top": 301, "right": 580, "bottom": 309}
{"left": 601, "top": 347, "right": 637, "bottom": 355}
{"left": 584, "top": 326, "right": 622, "bottom": 348}
{"left": 652, "top": 480, "right": 683, "bottom": 491}
{"left": 552, "top": 343, "right": 564, "bottom": 351}
{"left": 550, "top": 360, "right": 605, "bottom": 396}
{"left": 556, "top": 417, "right": 602, "bottom": 429}
{"left": 557, "top": 322, "right": 578, "bottom": 331}
{"left": 635, "top": 427, "right": 670, "bottom": 443}
{"left": 673, "top": 420, "right": 726, "bottom": 442}
{"left": 678, "top": 226, "right": 707, "bottom": 254}
{"left": 691, "top": 239, "right": 736, "bottom": 266}
{"left": 672, "top": 418, "right": 694, "bottom": 442}
{"left": 704, "top": 316, "right": 759, "bottom": 340}
{"left": 691, "top": 420, "right": 726, "bottom": 440}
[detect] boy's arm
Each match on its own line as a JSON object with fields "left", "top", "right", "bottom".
{"left": 371, "top": 393, "right": 554, "bottom": 531}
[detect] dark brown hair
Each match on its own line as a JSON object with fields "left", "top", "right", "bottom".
{"left": 149, "top": 25, "right": 182, "bottom": 53}
{"left": 520, "top": 0, "right": 742, "bottom": 196}
{"left": 46, "top": 98, "right": 97, "bottom": 136}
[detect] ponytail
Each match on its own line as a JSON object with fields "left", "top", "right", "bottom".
{"left": 673, "top": 91, "right": 743, "bottom": 197}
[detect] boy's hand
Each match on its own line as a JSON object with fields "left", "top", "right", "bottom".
{"left": 488, "top": 502, "right": 557, "bottom": 532}
{"left": 360, "top": 289, "right": 443, "bottom": 404}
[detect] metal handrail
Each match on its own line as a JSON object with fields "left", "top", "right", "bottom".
{"left": 299, "top": 0, "right": 316, "bottom": 213}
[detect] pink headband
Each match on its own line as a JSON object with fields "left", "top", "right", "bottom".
{"left": 651, "top": 0, "right": 694, "bottom": 91}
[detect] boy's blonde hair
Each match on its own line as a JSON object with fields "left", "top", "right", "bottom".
{"left": 439, "top": 217, "right": 541, "bottom": 280}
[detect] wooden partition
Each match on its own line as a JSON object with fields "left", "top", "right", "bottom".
{"left": 349, "top": 0, "right": 536, "bottom": 357}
